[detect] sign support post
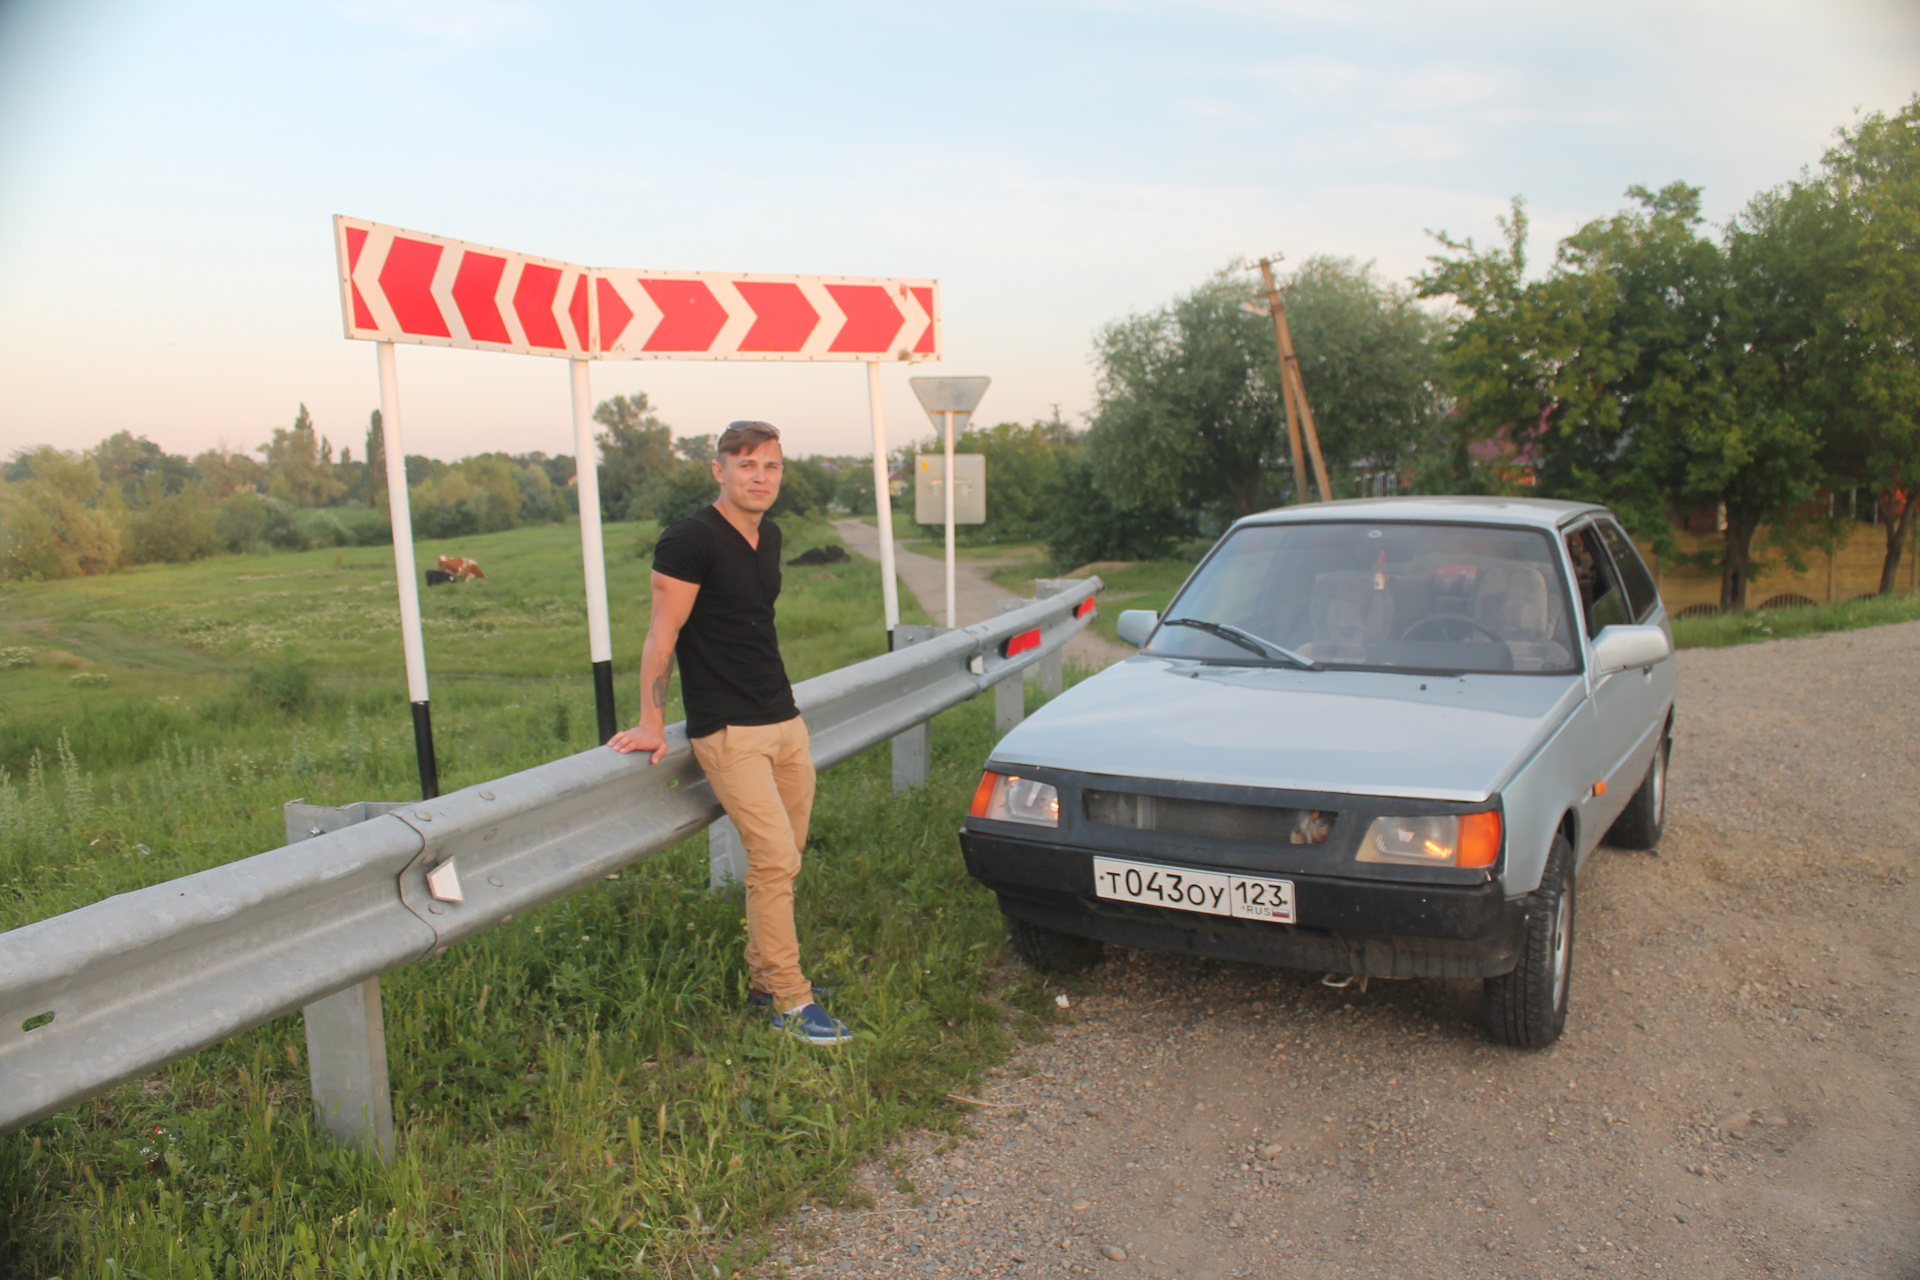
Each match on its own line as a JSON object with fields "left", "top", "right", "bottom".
{"left": 909, "top": 377, "right": 991, "bottom": 629}
{"left": 942, "top": 409, "right": 958, "bottom": 627}
{"left": 569, "top": 358, "right": 617, "bottom": 741}
{"left": 867, "top": 361, "right": 901, "bottom": 639}
{"left": 374, "top": 341, "right": 439, "bottom": 799}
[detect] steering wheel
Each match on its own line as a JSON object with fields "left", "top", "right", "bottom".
{"left": 1399, "top": 613, "right": 1508, "bottom": 644}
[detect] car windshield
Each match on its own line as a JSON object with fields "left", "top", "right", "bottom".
{"left": 1147, "top": 521, "right": 1580, "bottom": 675}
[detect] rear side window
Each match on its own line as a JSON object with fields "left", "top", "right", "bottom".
{"left": 1596, "top": 519, "right": 1660, "bottom": 622}
{"left": 1565, "top": 526, "right": 1630, "bottom": 635}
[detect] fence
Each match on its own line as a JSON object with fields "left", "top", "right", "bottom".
{"left": 0, "top": 580, "right": 1101, "bottom": 1154}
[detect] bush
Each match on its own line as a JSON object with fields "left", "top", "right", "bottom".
{"left": 643, "top": 463, "right": 718, "bottom": 528}
{"left": 1042, "top": 454, "right": 1190, "bottom": 566}
{"left": 215, "top": 492, "right": 307, "bottom": 552}
{"left": 293, "top": 508, "right": 352, "bottom": 548}
{"left": 126, "top": 489, "right": 220, "bottom": 564}
{"left": 244, "top": 659, "right": 314, "bottom": 712}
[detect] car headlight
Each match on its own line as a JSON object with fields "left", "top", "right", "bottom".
{"left": 1357, "top": 811, "right": 1501, "bottom": 868}
{"left": 969, "top": 772, "right": 1060, "bottom": 827}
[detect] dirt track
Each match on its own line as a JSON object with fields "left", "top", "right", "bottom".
{"left": 761, "top": 604, "right": 1920, "bottom": 1278}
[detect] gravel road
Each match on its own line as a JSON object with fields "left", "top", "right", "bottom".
{"left": 756, "top": 620, "right": 1920, "bottom": 1279}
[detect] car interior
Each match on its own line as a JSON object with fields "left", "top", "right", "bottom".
{"left": 1155, "top": 522, "right": 1581, "bottom": 673}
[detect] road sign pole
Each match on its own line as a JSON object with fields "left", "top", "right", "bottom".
{"left": 375, "top": 341, "right": 439, "bottom": 800}
{"left": 943, "top": 408, "right": 958, "bottom": 627}
{"left": 867, "top": 361, "right": 901, "bottom": 638}
{"left": 569, "top": 358, "right": 617, "bottom": 741}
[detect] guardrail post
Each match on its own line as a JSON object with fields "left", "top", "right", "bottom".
{"left": 889, "top": 625, "right": 948, "bottom": 791}
{"left": 995, "top": 599, "right": 1028, "bottom": 732}
{"left": 708, "top": 815, "right": 745, "bottom": 892}
{"left": 284, "top": 800, "right": 404, "bottom": 1162}
{"left": 1033, "top": 579, "right": 1068, "bottom": 696}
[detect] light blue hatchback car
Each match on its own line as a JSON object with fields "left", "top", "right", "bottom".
{"left": 961, "top": 497, "right": 1676, "bottom": 1047}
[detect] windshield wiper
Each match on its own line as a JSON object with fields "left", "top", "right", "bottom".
{"left": 1159, "top": 618, "right": 1322, "bottom": 670}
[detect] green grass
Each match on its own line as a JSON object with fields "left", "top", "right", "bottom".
{"left": 0, "top": 520, "right": 1092, "bottom": 1280}
{"left": 1668, "top": 589, "right": 1920, "bottom": 649}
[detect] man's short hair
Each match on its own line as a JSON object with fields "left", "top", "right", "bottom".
{"left": 717, "top": 420, "right": 781, "bottom": 458}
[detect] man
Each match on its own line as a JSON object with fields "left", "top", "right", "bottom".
{"left": 606, "top": 420, "right": 850, "bottom": 1046}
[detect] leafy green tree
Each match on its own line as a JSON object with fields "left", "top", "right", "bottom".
{"left": 1089, "top": 259, "right": 1447, "bottom": 528}
{"left": 0, "top": 448, "right": 123, "bottom": 579}
{"left": 1089, "top": 272, "right": 1287, "bottom": 522}
{"left": 363, "top": 409, "right": 387, "bottom": 510}
{"left": 1421, "top": 185, "right": 1830, "bottom": 611}
{"left": 257, "top": 405, "right": 344, "bottom": 508}
{"left": 90, "top": 432, "right": 196, "bottom": 503}
{"left": 190, "top": 445, "right": 263, "bottom": 499}
{"left": 1822, "top": 96, "right": 1920, "bottom": 593}
{"left": 593, "top": 392, "right": 674, "bottom": 519}
{"left": 126, "top": 483, "right": 220, "bottom": 564}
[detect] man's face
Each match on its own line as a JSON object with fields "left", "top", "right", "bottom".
{"left": 712, "top": 439, "right": 784, "bottom": 514}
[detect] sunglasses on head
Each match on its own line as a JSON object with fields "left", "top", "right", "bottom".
{"left": 726, "top": 420, "right": 780, "bottom": 438}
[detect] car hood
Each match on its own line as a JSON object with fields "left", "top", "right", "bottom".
{"left": 989, "top": 656, "right": 1586, "bottom": 802}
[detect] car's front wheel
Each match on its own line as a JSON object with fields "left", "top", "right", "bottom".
{"left": 1001, "top": 903, "right": 1105, "bottom": 973}
{"left": 1606, "top": 729, "right": 1669, "bottom": 850}
{"left": 1483, "top": 833, "right": 1574, "bottom": 1048}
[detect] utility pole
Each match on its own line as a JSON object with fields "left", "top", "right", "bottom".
{"left": 1249, "top": 255, "right": 1333, "bottom": 504}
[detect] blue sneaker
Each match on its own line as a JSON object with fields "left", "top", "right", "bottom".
{"left": 748, "top": 984, "right": 834, "bottom": 1010}
{"left": 771, "top": 1001, "right": 853, "bottom": 1046}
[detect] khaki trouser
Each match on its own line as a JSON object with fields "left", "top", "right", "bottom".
{"left": 690, "top": 717, "right": 816, "bottom": 1010}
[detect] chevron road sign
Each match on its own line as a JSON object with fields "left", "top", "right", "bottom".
{"left": 334, "top": 217, "right": 940, "bottom": 362}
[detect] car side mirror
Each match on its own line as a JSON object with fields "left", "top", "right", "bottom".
{"left": 1591, "top": 624, "right": 1671, "bottom": 675}
{"left": 1116, "top": 610, "right": 1159, "bottom": 648}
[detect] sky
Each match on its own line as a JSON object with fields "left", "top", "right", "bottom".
{"left": 0, "top": 0, "right": 1915, "bottom": 466}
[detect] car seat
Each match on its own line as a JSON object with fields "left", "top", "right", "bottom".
{"left": 1473, "top": 564, "right": 1569, "bottom": 670}
{"left": 1307, "top": 571, "right": 1396, "bottom": 663}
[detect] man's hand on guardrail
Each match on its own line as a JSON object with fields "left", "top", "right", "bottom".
{"left": 607, "top": 726, "right": 669, "bottom": 764}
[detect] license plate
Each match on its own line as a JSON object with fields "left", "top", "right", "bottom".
{"left": 1091, "top": 856, "right": 1296, "bottom": 924}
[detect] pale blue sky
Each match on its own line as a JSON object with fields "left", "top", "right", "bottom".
{"left": 1, "top": 0, "right": 1914, "bottom": 464}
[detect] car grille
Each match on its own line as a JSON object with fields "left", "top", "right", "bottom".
{"left": 1083, "top": 790, "right": 1333, "bottom": 845}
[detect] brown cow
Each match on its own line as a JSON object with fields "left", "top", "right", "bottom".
{"left": 437, "top": 555, "right": 486, "bottom": 581}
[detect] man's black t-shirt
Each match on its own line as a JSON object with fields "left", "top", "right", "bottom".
{"left": 652, "top": 505, "right": 798, "bottom": 739}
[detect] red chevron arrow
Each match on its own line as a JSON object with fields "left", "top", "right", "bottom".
{"left": 641, "top": 279, "right": 728, "bottom": 352}
{"left": 736, "top": 281, "right": 819, "bottom": 352}
{"left": 911, "top": 285, "right": 936, "bottom": 354}
{"left": 596, "top": 276, "right": 633, "bottom": 351}
{"left": 514, "top": 264, "right": 566, "bottom": 350}
{"left": 568, "top": 275, "right": 589, "bottom": 349}
{"left": 344, "top": 226, "right": 377, "bottom": 330}
{"left": 826, "top": 284, "right": 904, "bottom": 353}
{"left": 380, "top": 237, "right": 449, "bottom": 337}
{"left": 452, "top": 252, "right": 510, "bottom": 343}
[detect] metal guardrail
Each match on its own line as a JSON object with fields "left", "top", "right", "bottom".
{"left": 0, "top": 581, "right": 1099, "bottom": 1142}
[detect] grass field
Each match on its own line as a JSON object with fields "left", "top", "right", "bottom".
{"left": 0, "top": 519, "right": 1095, "bottom": 1279}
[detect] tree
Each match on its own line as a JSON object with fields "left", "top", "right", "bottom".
{"left": 126, "top": 483, "right": 220, "bottom": 563}
{"left": 90, "top": 432, "right": 195, "bottom": 502}
{"left": 0, "top": 448, "right": 123, "bottom": 579}
{"left": 191, "top": 445, "right": 263, "bottom": 499}
{"left": 258, "top": 404, "right": 344, "bottom": 507}
{"left": 1421, "top": 185, "right": 1830, "bottom": 611}
{"left": 1277, "top": 257, "right": 1451, "bottom": 482}
{"left": 363, "top": 409, "right": 387, "bottom": 510}
{"left": 593, "top": 392, "right": 674, "bottom": 519}
{"left": 1089, "top": 259, "right": 1448, "bottom": 530}
{"left": 1089, "top": 271, "right": 1288, "bottom": 523}
{"left": 1822, "top": 96, "right": 1920, "bottom": 594}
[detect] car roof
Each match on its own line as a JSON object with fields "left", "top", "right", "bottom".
{"left": 1232, "top": 495, "right": 1608, "bottom": 532}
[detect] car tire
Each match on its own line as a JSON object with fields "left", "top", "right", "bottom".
{"left": 1002, "top": 905, "right": 1105, "bottom": 973}
{"left": 1483, "top": 833, "right": 1575, "bottom": 1049}
{"left": 1606, "top": 730, "right": 1669, "bottom": 851}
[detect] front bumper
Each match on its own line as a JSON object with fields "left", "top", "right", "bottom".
{"left": 962, "top": 829, "right": 1529, "bottom": 979}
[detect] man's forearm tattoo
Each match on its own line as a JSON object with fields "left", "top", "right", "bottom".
{"left": 651, "top": 658, "right": 673, "bottom": 711}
